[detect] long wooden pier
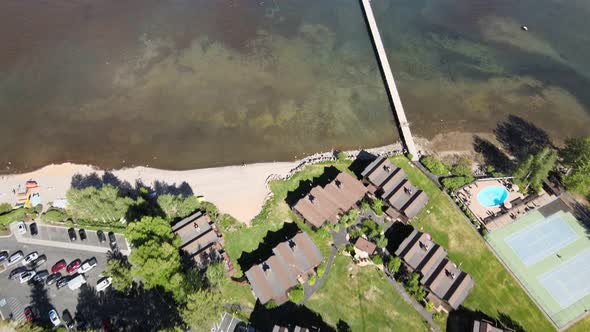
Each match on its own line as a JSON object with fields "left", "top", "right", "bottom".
{"left": 360, "top": 0, "right": 419, "bottom": 160}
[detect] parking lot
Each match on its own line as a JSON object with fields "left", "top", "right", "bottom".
{"left": 0, "top": 223, "right": 129, "bottom": 328}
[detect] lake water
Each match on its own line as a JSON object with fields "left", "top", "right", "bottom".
{"left": 1, "top": 0, "right": 589, "bottom": 172}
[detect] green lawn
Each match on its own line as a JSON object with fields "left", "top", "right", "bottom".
{"left": 566, "top": 316, "right": 590, "bottom": 332}
{"left": 306, "top": 255, "right": 430, "bottom": 331}
{"left": 391, "top": 156, "right": 555, "bottom": 331}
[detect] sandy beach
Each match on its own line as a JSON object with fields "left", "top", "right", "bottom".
{"left": 0, "top": 162, "right": 298, "bottom": 223}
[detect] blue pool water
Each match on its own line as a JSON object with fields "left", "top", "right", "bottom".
{"left": 477, "top": 186, "right": 509, "bottom": 207}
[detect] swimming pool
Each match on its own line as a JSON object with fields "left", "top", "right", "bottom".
{"left": 477, "top": 186, "right": 508, "bottom": 207}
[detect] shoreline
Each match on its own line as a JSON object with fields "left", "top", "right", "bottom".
{"left": 0, "top": 134, "right": 482, "bottom": 223}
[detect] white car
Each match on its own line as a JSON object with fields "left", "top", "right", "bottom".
{"left": 19, "top": 270, "right": 36, "bottom": 284}
{"left": 96, "top": 276, "right": 112, "bottom": 292}
{"left": 48, "top": 309, "right": 60, "bottom": 326}
{"left": 17, "top": 221, "right": 26, "bottom": 235}
{"left": 78, "top": 257, "right": 97, "bottom": 274}
{"left": 22, "top": 252, "right": 39, "bottom": 266}
{"left": 7, "top": 251, "right": 24, "bottom": 265}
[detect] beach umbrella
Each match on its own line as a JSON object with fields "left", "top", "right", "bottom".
{"left": 512, "top": 184, "right": 519, "bottom": 192}
{"left": 425, "top": 233, "right": 432, "bottom": 241}
{"left": 504, "top": 201, "right": 512, "bottom": 209}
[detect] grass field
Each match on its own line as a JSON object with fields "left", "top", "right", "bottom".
{"left": 306, "top": 255, "right": 430, "bottom": 332}
{"left": 486, "top": 210, "right": 590, "bottom": 328}
{"left": 391, "top": 156, "right": 556, "bottom": 332}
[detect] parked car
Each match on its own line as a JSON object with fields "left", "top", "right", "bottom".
{"left": 56, "top": 276, "right": 71, "bottom": 289}
{"left": 24, "top": 306, "right": 33, "bottom": 322}
{"left": 78, "top": 257, "right": 98, "bottom": 274}
{"left": 46, "top": 272, "right": 62, "bottom": 286}
{"left": 97, "top": 230, "right": 106, "bottom": 243}
{"left": 33, "top": 270, "right": 50, "bottom": 283}
{"left": 19, "top": 270, "right": 36, "bottom": 284}
{"left": 9, "top": 266, "right": 27, "bottom": 280}
{"left": 108, "top": 232, "right": 117, "bottom": 250}
{"left": 48, "top": 309, "right": 60, "bottom": 326}
{"left": 7, "top": 251, "right": 24, "bottom": 265}
{"left": 22, "top": 252, "right": 39, "bottom": 266}
{"left": 30, "top": 255, "right": 47, "bottom": 269}
{"left": 67, "top": 274, "right": 86, "bottom": 290}
{"left": 79, "top": 229, "right": 87, "bottom": 241}
{"left": 30, "top": 222, "right": 38, "bottom": 236}
{"left": 17, "top": 221, "right": 26, "bottom": 234}
{"left": 0, "top": 251, "right": 8, "bottom": 263}
{"left": 62, "top": 310, "right": 75, "bottom": 329}
{"left": 68, "top": 228, "right": 77, "bottom": 241}
{"left": 96, "top": 276, "right": 113, "bottom": 292}
{"left": 51, "top": 260, "right": 67, "bottom": 273}
{"left": 66, "top": 259, "right": 81, "bottom": 273}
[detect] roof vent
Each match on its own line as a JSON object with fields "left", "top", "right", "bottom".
{"left": 193, "top": 222, "right": 201, "bottom": 231}
{"left": 419, "top": 241, "right": 429, "bottom": 251}
{"left": 309, "top": 194, "right": 315, "bottom": 203}
{"left": 335, "top": 179, "right": 343, "bottom": 188}
{"left": 262, "top": 261, "right": 271, "bottom": 275}
{"left": 383, "top": 165, "right": 391, "bottom": 172}
{"left": 445, "top": 269, "right": 456, "bottom": 280}
{"left": 288, "top": 239, "right": 297, "bottom": 251}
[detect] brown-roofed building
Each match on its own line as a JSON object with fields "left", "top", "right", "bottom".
{"left": 292, "top": 171, "right": 368, "bottom": 229}
{"left": 172, "top": 211, "right": 230, "bottom": 271}
{"left": 245, "top": 232, "right": 323, "bottom": 305}
{"left": 395, "top": 229, "right": 474, "bottom": 312}
{"left": 361, "top": 155, "right": 428, "bottom": 222}
{"left": 473, "top": 319, "right": 514, "bottom": 332}
{"left": 354, "top": 237, "right": 377, "bottom": 259}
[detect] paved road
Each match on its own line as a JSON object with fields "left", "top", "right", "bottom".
{"left": 0, "top": 232, "right": 113, "bottom": 327}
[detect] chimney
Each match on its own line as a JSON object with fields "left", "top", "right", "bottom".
{"left": 445, "top": 269, "right": 456, "bottom": 279}
{"left": 193, "top": 222, "right": 201, "bottom": 232}
{"left": 309, "top": 194, "right": 315, "bottom": 203}
{"left": 419, "top": 241, "right": 429, "bottom": 251}
{"left": 262, "top": 262, "right": 271, "bottom": 276}
{"left": 383, "top": 165, "right": 391, "bottom": 172}
{"left": 288, "top": 239, "right": 297, "bottom": 251}
{"left": 335, "top": 179, "right": 343, "bottom": 188}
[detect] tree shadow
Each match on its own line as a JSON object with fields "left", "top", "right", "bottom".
{"left": 384, "top": 222, "right": 414, "bottom": 254}
{"left": 285, "top": 166, "right": 342, "bottom": 206}
{"left": 446, "top": 307, "right": 523, "bottom": 332}
{"left": 237, "top": 223, "right": 301, "bottom": 273}
{"left": 71, "top": 172, "right": 193, "bottom": 199}
{"left": 75, "top": 283, "right": 184, "bottom": 331}
{"left": 336, "top": 319, "right": 352, "bottom": 332}
{"left": 249, "top": 300, "right": 335, "bottom": 332}
{"left": 473, "top": 136, "right": 515, "bottom": 174}
{"left": 28, "top": 283, "right": 54, "bottom": 328}
{"left": 494, "top": 115, "right": 553, "bottom": 161}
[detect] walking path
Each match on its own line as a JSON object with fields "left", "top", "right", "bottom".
{"left": 384, "top": 272, "right": 440, "bottom": 331}
{"left": 360, "top": 0, "right": 419, "bottom": 160}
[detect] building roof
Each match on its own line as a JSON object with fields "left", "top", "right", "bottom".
{"left": 395, "top": 229, "right": 474, "bottom": 310}
{"left": 361, "top": 155, "right": 402, "bottom": 189}
{"left": 402, "top": 190, "right": 429, "bottom": 219}
{"left": 354, "top": 237, "right": 377, "bottom": 256}
{"left": 173, "top": 211, "right": 224, "bottom": 267}
{"left": 245, "top": 232, "right": 323, "bottom": 304}
{"left": 293, "top": 172, "right": 368, "bottom": 228}
{"left": 423, "top": 258, "right": 475, "bottom": 310}
{"left": 473, "top": 319, "right": 511, "bottom": 332}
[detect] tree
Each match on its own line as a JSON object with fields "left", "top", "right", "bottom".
{"left": 316, "top": 261, "right": 326, "bottom": 278}
{"left": 360, "top": 200, "right": 371, "bottom": 212}
{"left": 264, "top": 299, "right": 278, "bottom": 310}
{"left": 421, "top": 156, "right": 449, "bottom": 176}
{"left": 157, "top": 194, "right": 202, "bottom": 221}
{"left": 308, "top": 274, "right": 317, "bottom": 286}
{"left": 451, "top": 157, "right": 472, "bottom": 177}
{"left": 371, "top": 199, "right": 384, "bottom": 216}
{"left": 441, "top": 176, "right": 474, "bottom": 190}
{"left": 66, "top": 185, "right": 134, "bottom": 224}
{"left": 105, "top": 258, "right": 133, "bottom": 292}
{"left": 425, "top": 301, "right": 435, "bottom": 312}
{"left": 387, "top": 256, "right": 401, "bottom": 274}
{"left": 406, "top": 273, "right": 426, "bottom": 301}
{"left": 371, "top": 255, "right": 383, "bottom": 265}
{"left": 206, "top": 262, "right": 227, "bottom": 290}
{"left": 288, "top": 284, "right": 304, "bottom": 303}
{"left": 360, "top": 219, "right": 383, "bottom": 239}
{"left": 376, "top": 235, "right": 388, "bottom": 249}
{"left": 181, "top": 290, "right": 223, "bottom": 329}
{"left": 560, "top": 136, "right": 590, "bottom": 195}
{"left": 340, "top": 209, "right": 359, "bottom": 226}
{"left": 513, "top": 147, "right": 557, "bottom": 193}
{"left": 127, "top": 216, "right": 185, "bottom": 299}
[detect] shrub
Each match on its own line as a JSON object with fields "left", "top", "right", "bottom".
{"left": 308, "top": 274, "right": 316, "bottom": 286}
{"left": 376, "top": 235, "right": 388, "bottom": 249}
{"left": 42, "top": 208, "right": 69, "bottom": 223}
{"left": 288, "top": 284, "right": 304, "bottom": 303}
{"left": 0, "top": 203, "right": 12, "bottom": 215}
{"left": 406, "top": 273, "right": 426, "bottom": 301}
{"left": 441, "top": 176, "right": 474, "bottom": 190}
{"left": 387, "top": 256, "right": 402, "bottom": 274}
{"left": 433, "top": 312, "right": 445, "bottom": 321}
{"left": 264, "top": 300, "right": 278, "bottom": 310}
{"left": 337, "top": 151, "right": 347, "bottom": 161}
{"left": 425, "top": 300, "right": 435, "bottom": 312}
{"left": 345, "top": 244, "right": 355, "bottom": 255}
{"left": 421, "top": 156, "right": 449, "bottom": 176}
{"left": 316, "top": 226, "right": 331, "bottom": 240}
{"left": 348, "top": 227, "right": 363, "bottom": 241}
{"left": 340, "top": 209, "right": 360, "bottom": 226}
{"left": 406, "top": 153, "right": 414, "bottom": 161}
{"left": 360, "top": 200, "right": 371, "bottom": 212}
{"left": 451, "top": 157, "right": 472, "bottom": 177}
{"left": 371, "top": 255, "right": 383, "bottom": 265}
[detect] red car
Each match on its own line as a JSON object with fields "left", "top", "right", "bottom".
{"left": 24, "top": 306, "right": 33, "bottom": 322}
{"left": 51, "top": 260, "right": 67, "bottom": 274}
{"left": 66, "top": 259, "right": 81, "bottom": 273}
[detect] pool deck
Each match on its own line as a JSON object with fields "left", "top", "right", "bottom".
{"left": 456, "top": 179, "right": 523, "bottom": 226}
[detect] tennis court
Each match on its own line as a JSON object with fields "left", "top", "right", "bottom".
{"left": 486, "top": 208, "right": 590, "bottom": 328}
